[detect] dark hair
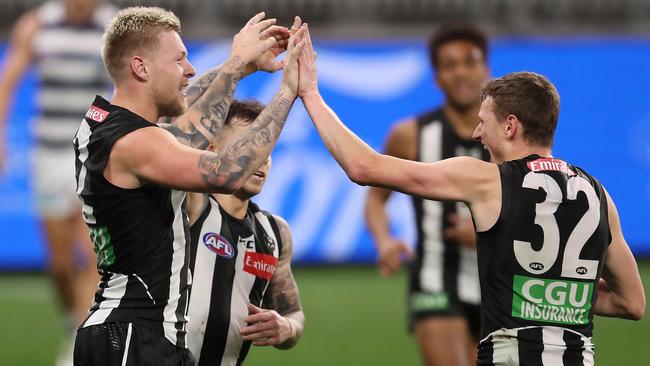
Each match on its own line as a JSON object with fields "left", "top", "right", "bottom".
{"left": 225, "top": 99, "right": 264, "bottom": 126}
{"left": 428, "top": 23, "right": 489, "bottom": 70}
{"left": 481, "top": 72, "right": 560, "bottom": 147}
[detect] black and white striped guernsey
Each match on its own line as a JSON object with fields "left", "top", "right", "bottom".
{"left": 74, "top": 96, "right": 192, "bottom": 348}
{"left": 476, "top": 155, "right": 611, "bottom": 365}
{"left": 187, "top": 196, "right": 282, "bottom": 366}
{"left": 33, "top": 1, "right": 114, "bottom": 150}
{"left": 410, "top": 108, "right": 490, "bottom": 307}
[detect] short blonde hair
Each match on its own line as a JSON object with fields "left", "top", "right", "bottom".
{"left": 102, "top": 7, "right": 181, "bottom": 82}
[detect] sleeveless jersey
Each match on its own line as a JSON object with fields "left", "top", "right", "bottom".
{"left": 411, "top": 108, "right": 490, "bottom": 306}
{"left": 187, "top": 197, "right": 283, "bottom": 366}
{"left": 477, "top": 155, "right": 611, "bottom": 365}
{"left": 74, "top": 96, "right": 192, "bottom": 348}
{"left": 33, "top": 1, "right": 114, "bottom": 149}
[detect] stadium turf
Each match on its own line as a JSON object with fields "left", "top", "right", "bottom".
{"left": 1, "top": 263, "right": 649, "bottom": 365}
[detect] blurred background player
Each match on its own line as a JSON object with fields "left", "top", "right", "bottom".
{"left": 186, "top": 99, "right": 304, "bottom": 366}
{"left": 0, "top": 0, "right": 115, "bottom": 363}
{"left": 364, "top": 23, "right": 490, "bottom": 365}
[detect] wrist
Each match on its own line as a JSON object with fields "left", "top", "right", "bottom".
{"left": 276, "top": 317, "right": 297, "bottom": 349}
{"left": 300, "top": 89, "right": 322, "bottom": 104}
{"left": 279, "top": 84, "right": 298, "bottom": 99}
{"left": 222, "top": 55, "right": 248, "bottom": 77}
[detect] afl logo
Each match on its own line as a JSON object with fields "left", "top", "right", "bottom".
{"left": 203, "top": 233, "right": 234, "bottom": 258}
{"left": 576, "top": 267, "right": 588, "bottom": 275}
{"left": 529, "top": 262, "right": 544, "bottom": 271}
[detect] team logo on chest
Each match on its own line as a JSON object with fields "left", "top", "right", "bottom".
{"left": 203, "top": 232, "right": 235, "bottom": 258}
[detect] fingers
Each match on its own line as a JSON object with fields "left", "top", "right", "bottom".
{"left": 245, "top": 310, "right": 272, "bottom": 324}
{"left": 291, "top": 16, "right": 302, "bottom": 33}
{"left": 253, "top": 18, "right": 277, "bottom": 32}
{"left": 246, "top": 11, "right": 266, "bottom": 26}
{"left": 398, "top": 242, "right": 416, "bottom": 260}
{"left": 247, "top": 303, "right": 263, "bottom": 315}
{"left": 260, "top": 25, "right": 289, "bottom": 40}
{"left": 289, "top": 25, "right": 307, "bottom": 51}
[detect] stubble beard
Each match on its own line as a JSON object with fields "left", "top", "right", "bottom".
{"left": 153, "top": 83, "right": 187, "bottom": 118}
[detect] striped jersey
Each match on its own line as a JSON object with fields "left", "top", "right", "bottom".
{"left": 33, "top": 1, "right": 114, "bottom": 150}
{"left": 187, "top": 196, "right": 283, "bottom": 366}
{"left": 476, "top": 155, "right": 611, "bottom": 365}
{"left": 411, "top": 108, "right": 490, "bottom": 305}
{"left": 74, "top": 96, "right": 192, "bottom": 348}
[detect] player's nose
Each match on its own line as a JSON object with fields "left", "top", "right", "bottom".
{"left": 185, "top": 60, "right": 196, "bottom": 78}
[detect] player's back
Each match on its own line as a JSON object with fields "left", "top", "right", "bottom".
{"left": 477, "top": 155, "right": 610, "bottom": 365}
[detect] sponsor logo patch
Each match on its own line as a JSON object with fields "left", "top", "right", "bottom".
{"left": 410, "top": 292, "right": 449, "bottom": 312}
{"left": 512, "top": 274, "right": 593, "bottom": 325}
{"left": 243, "top": 252, "right": 277, "bottom": 280}
{"left": 203, "top": 232, "right": 235, "bottom": 258}
{"left": 85, "top": 105, "right": 109, "bottom": 122}
{"left": 527, "top": 158, "right": 576, "bottom": 176}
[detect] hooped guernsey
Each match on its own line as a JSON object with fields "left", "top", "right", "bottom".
{"left": 187, "top": 196, "right": 283, "bottom": 366}
{"left": 74, "top": 96, "right": 191, "bottom": 348}
{"left": 477, "top": 155, "right": 611, "bottom": 365}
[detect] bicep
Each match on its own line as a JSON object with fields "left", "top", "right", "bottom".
{"left": 267, "top": 217, "right": 302, "bottom": 314}
{"left": 602, "top": 191, "right": 641, "bottom": 286}
{"left": 116, "top": 128, "right": 229, "bottom": 193}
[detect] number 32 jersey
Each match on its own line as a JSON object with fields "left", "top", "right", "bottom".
{"left": 477, "top": 155, "right": 610, "bottom": 365}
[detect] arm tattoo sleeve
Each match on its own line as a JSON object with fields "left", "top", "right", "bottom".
{"left": 196, "top": 89, "right": 294, "bottom": 191}
{"left": 264, "top": 217, "right": 302, "bottom": 315}
{"left": 163, "top": 57, "right": 248, "bottom": 150}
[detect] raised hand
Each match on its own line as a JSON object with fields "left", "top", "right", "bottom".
{"left": 280, "top": 18, "right": 307, "bottom": 95}
{"left": 231, "top": 12, "right": 279, "bottom": 68}
{"left": 252, "top": 25, "right": 290, "bottom": 73}
{"left": 296, "top": 22, "right": 319, "bottom": 98}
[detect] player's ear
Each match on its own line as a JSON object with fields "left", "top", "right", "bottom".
{"left": 504, "top": 114, "right": 519, "bottom": 140}
{"left": 130, "top": 56, "right": 149, "bottom": 81}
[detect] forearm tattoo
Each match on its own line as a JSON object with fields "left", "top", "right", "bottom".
{"left": 197, "top": 90, "right": 294, "bottom": 190}
{"left": 264, "top": 219, "right": 302, "bottom": 315}
{"left": 162, "top": 57, "right": 248, "bottom": 150}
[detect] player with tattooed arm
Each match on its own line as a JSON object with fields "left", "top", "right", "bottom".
{"left": 73, "top": 7, "right": 306, "bottom": 365}
{"left": 186, "top": 99, "right": 304, "bottom": 366}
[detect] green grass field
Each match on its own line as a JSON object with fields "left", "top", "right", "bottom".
{"left": 1, "top": 263, "right": 649, "bottom": 365}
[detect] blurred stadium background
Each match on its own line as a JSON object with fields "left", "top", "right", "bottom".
{"left": 1, "top": 0, "right": 649, "bottom": 364}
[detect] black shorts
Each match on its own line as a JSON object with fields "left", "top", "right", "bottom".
{"left": 407, "top": 290, "right": 481, "bottom": 341}
{"left": 74, "top": 322, "right": 194, "bottom": 366}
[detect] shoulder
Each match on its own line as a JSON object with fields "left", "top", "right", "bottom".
{"left": 271, "top": 215, "right": 292, "bottom": 242}
{"left": 384, "top": 117, "right": 418, "bottom": 159}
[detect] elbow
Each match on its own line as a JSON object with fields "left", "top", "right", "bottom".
{"left": 627, "top": 298, "right": 646, "bottom": 321}
{"left": 345, "top": 153, "right": 377, "bottom": 186}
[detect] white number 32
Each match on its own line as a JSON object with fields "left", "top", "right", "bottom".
{"left": 514, "top": 172, "right": 601, "bottom": 280}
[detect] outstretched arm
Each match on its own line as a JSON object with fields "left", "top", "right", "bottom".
{"left": 241, "top": 216, "right": 304, "bottom": 349}
{"left": 160, "top": 12, "right": 290, "bottom": 150}
{"left": 297, "top": 25, "right": 496, "bottom": 207}
{"left": 593, "top": 190, "right": 645, "bottom": 320}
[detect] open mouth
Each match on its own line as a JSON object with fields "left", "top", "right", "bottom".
{"left": 253, "top": 171, "right": 266, "bottom": 178}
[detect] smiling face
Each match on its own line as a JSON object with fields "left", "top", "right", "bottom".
{"left": 147, "top": 30, "right": 195, "bottom": 118}
{"left": 435, "top": 40, "right": 488, "bottom": 110}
